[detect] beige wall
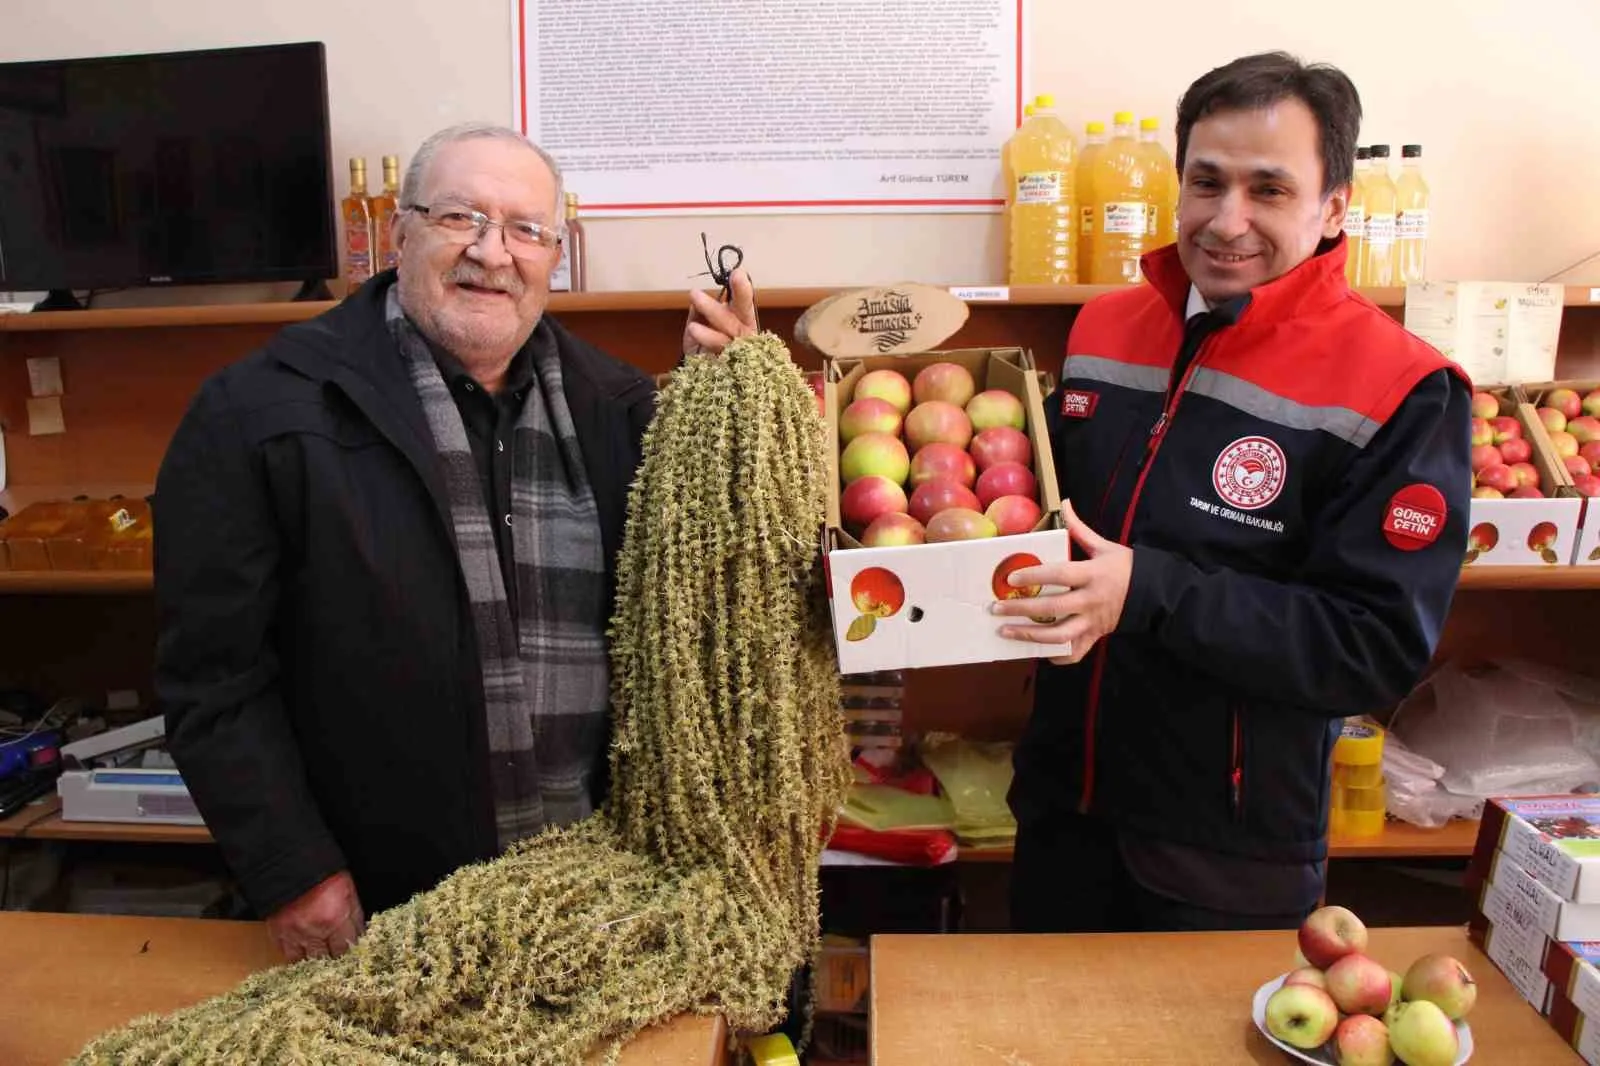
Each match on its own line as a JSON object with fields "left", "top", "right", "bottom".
{"left": 8, "top": 0, "right": 1600, "bottom": 299}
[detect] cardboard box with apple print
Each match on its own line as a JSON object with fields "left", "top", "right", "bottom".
{"left": 822, "top": 346, "right": 1068, "bottom": 673}
{"left": 1464, "top": 385, "right": 1581, "bottom": 566}
{"left": 1519, "top": 380, "right": 1600, "bottom": 565}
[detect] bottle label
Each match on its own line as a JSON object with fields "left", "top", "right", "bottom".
{"left": 1397, "top": 209, "right": 1429, "bottom": 241}
{"left": 1365, "top": 213, "right": 1397, "bottom": 249}
{"left": 550, "top": 244, "right": 572, "bottom": 292}
{"left": 1101, "top": 202, "right": 1149, "bottom": 236}
{"left": 1015, "top": 171, "right": 1062, "bottom": 205}
{"left": 344, "top": 212, "right": 373, "bottom": 283}
{"left": 1345, "top": 204, "right": 1366, "bottom": 240}
{"left": 1080, "top": 204, "right": 1093, "bottom": 237}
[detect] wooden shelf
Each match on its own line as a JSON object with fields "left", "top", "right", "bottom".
{"left": 1455, "top": 564, "right": 1600, "bottom": 589}
{"left": 4, "top": 283, "right": 1580, "bottom": 333}
{"left": 0, "top": 570, "right": 151, "bottom": 594}
{"left": 0, "top": 795, "right": 213, "bottom": 844}
{"left": 954, "top": 817, "right": 1481, "bottom": 864}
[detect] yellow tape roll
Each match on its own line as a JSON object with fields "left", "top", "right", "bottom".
{"left": 743, "top": 1033, "right": 801, "bottom": 1066}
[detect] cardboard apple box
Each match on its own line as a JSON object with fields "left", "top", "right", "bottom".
{"left": 1465, "top": 385, "right": 1581, "bottom": 566}
{"left": 823, "top": 346, "right": 1068, "bottom": 672}
{"left": 1521, "top": 379, "right": 1600, "bottom": 565}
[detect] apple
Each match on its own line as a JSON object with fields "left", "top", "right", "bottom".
{"left": 925, "top": 507, "right": 997, "bottom": 542}
{"left": 1472, "top": 486, "right": 1504, "bottom": 499}
{"left": 1509, "top": 461, "right": 1540, "bottom": 488}
{"left": 1469, "top": 444, "right": 1501, "bottom": 472}
{"left": 1387, "top": 1000, "right": 1458, "bottom": 1066}
{"left": 1488, "top": 415, "right": 1521, "bottom": 444}
{"left": 1264, "top": 982, "right": 1340, "bottom": 1051}
{"left": 1402, "top": 954, "right": 1477, "bottom": 1021}
{"left": 1570, "top": 415, "right": 1600, "bottom": 445}
{"left": 1510, "top": 485, "right": 1545, "bottom": 499}
{"left": 1580, "top": 440, "right": 1600, "bottom": 469}
{"left": 1498, "top": 436, "right": 1532, "bottom": 465}
{"left": 1469, "top": 391, "right": 1499, "bottom": 419}
{"left": 1284, "top": 966, "right": 1329, "bottom": 991}
{"left": 975, "top": 462, "right": 1038, "bottom": 510}
{"left": 1469, "top": 417, "right": 1493, "bottom": 447}
{"left": 853, "top": 369, "right": 912, "bottom": 414}
{"left": 840, "top": 432, "right": 910, "bottom": 485}
{"left": 841, "top": 475, "right": 908, "bottom": 534}
{"left": 1528, "top": 521, "right": 1559, "bottom": 554}
{"left": 806, "top": 373, "right": 826, "bottom": 418}
{"left": 1389, "top": 970, "right": 1405, "bottom": 1009}
{"left": 1566, "top": 455, "right": 1593, "bottom": 479}
{"left": 992, "top": 552, "right": 1042, "bottom": 599}
{"left": 1548, "top": 387, "right": 1583, "bottom": 421}
{"left": 1327, "top": 952, "right": 1394, "bottom": 1016}
{"left": 1468, "top": 522, "right": 1499, "bottom": 552}
{"left": 986, "top": 494, "right": 1042, "bottom": 535}
{"left": 860, "top": 511, "right": 925, "bottom": 547}
{"left": 1298, "top": 905, "right": 1368, "bottom": 969}
{"left": 1474, "top": 463, "right": 1517, "bottom": 494}
{"left": 1585, "top": 388, "right": 1600, "bottom": 417}
{"left": 969, "top": 426, "right": 1033, "bottom": 472}
{"left": 850, "top": 566, "right": 905, "bottom": 617}
{"left": 904, "top": 401, "right": 974, "bottom": 452}
{"left": 1538, "top": 406, "right": 1568, "bottom": 433}
{"left": 908, "top": 477, "right": 983, "bottom": 527}
{"left": 839, "top": 397, "right": 904, "bottom": 444}
{"left": 1333, "top": 1014, "right": 1393, "bottom": 1066}
{"left": 1293, "top": 948, "right": 1310, "bottom": 969}
{"left": 1549, "top": 430, "right": 1580, "bottom": 458}
{"left": 909, "top": 442, "right": 976, "bottom": 488}
{"left": 913, "top": 361, "right": 976, "bottom": 408}
{"left": 966, "top": 389, "right": 1026, "bottom": 432}
{"left": 1576, "top": 474, "right": 1600, "bottom": 497}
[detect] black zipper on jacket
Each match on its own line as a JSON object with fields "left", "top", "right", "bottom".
{"left": 1230, "top": 707, "right": 1246, "bottom": 823}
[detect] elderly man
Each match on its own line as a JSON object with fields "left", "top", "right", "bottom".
{"left": 154, "top": 122, "right": 757, "bottom": 962}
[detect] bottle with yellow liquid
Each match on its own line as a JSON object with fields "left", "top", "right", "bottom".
{"left": 1138, "top": 118, "right": 1178, "bottom": 249}
{"left": 1005, "top": 94, "right": 1078, "bottom": 285}
{"left": 340, "top": 157, "right": 374, "bottom": 287}
{"left": 1076, "top": 121, "right": 1107, "bottom": 271}
{"left": 1089, "top": 111, "right": 1156, "bottom": 285}
{"left": 1344, "top": 146, "right": 1369, "bottom": 286}
{"left": 371, "top": 155, "right": 401, "bottom": 274}
{"left": 1000, "top": 101, "right": 1038, "bottom": 270}
{"left": 1360, "top": 144, "right": 1398, "bottom": 287}
{"left": 1395, "top": 144, "right": 1430, "bottom": 284}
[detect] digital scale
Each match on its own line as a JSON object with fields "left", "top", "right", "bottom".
{"left": 56, "top": 715, "right": 204, "bottom": 826}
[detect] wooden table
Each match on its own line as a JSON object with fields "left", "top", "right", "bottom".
{"left": 0, "top": 912, "right": 727, "bottom": 1066}
{"left": 0, "top": 795, "right": 214, "bottom": 844}
{"left": 870, "top": 926, "right": 1575, "bottom": 1064}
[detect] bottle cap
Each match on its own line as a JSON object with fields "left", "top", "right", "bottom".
{"left": 1086, "top": 121, "right": 1106, "bottom": 134}
{"left": 1369, "top": 144, "right": 1391, "bottom": 158}
{"left": 382, "top": 155, "right": 399, "bottom": 168}
{"left": 1140, "top": 117, "right": 1160, "bottom": 131}
{"left": 1355, "top": 146, "right": 1371, "bottom": 160}
{"left": 1034, "top": 94, "right": 1054, "bottom": 109}
{"left": 1402, "top": 144, "right": 1422, "bottom": 158}
{"left": 1113, "top": 110, "right": 1134, "bottom": 124}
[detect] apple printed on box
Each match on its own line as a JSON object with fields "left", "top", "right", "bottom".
{"left": 1464, "top": 386, "right": 1582, "bottom": 566}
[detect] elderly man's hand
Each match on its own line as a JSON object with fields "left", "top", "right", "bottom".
{"left": 266, "top": 870, "right": 366, "bottom": 962}
{"left": 683, "top": 266, "right": 758, "bottom": 356}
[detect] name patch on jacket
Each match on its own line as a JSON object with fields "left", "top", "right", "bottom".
{"left": 1059, "top": 389, "right": 1098, "bottom": 419}
{"left": 1383, "top": 483, "right": 1446, "bottom": 550}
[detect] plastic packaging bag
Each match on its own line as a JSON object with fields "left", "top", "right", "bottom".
{"left": 917, "top": 732, "right": 1017, "bottom": 848}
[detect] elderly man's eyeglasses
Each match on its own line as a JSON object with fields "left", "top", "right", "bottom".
{"left": 405, "top": 204, "right": 563, "bottom": 258}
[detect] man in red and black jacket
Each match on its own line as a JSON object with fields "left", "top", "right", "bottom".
{"left": 992, "top": 52, "right": 1472, "bottom": 931}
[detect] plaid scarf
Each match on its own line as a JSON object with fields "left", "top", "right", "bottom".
{"left": 387, "top": 290, "right": 610, "bottom": 849}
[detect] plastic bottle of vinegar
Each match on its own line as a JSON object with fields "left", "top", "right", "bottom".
{"left": 1395, "top": 144, "right": 1431, "bottom": 284}
{"left": 1006, "top": 95, "right": 1079, "bottom": 285}
{"left": 1075, "top": 121, "right": 1107, "bottom": 273}
{"left": 1088, "top": 111, "right": 1155, "bottom": 284}
{"left": 1344, "top": 146, "right": 1369, "bottom": 286}
{"left": 1138, "top": 117, "right": 1179, "bottom": 249}
{"left": 1360, "top": 144, "right": 1398, "bottom": 287}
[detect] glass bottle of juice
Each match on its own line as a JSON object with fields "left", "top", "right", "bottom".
{"left": 1076, "top": 121, "right": 1107, "bottom": 271}
{"left": 1088, "top": 112, "right": 1155, "bottom": 284}
{"left": 1395, "top": 144, "right": 1431, "bottom": 284}
{"left": 1006, "top": 94, "right": 1078, "bottom": 285}
{"left": 1138, "top": 117, "right": 1178, "bottom": 248}
{"left": 341, "top": 157, "right": 374, "bottom": 288}
{"left": 1360, "top": 145, "right": 1398, "bottom": 287}
{"left": 1344, "top": 146, "right": 1369, "bottom": 286}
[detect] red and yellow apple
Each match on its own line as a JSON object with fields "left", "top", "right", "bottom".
{"left": 1326, "top": 952, "right": 1394, "bottom": 1016}
{"left": 1333, "top": 1014, "right": 1394, "bottom": 1066}
{"left": 908, "top": 477, "right": 983, "bottom": 527}
{"left": 904, "top": 401, "right": 973, "bottom": 452}
{"left": 1283, "top": 966, "right": 1328, "bottom": 991}
{"left": 925, "top": 507, "right": 997, "bottom": 542}
{"left": 861, "top": 512, "right": 926, "bottom": 547}
{"left": 1469, "top": 391, "right": 1499, "bottom": 419}
{"left": 1570, "top": 415, "right": 1600, "bottom": 444}
{"left": 991, "top": 552, "right": 1042, "bottom": 600}
{"left": 1472, "top": 486, "right": 1504, "bottom": 499}
{"left": 839, "top": 397, "right": 904, "bottom": 443}
{"left": 969, "top": 426, "right": 1033, "bottom": 472}
{"left": 840, "top": 432, "right": 909, "bottom": 485}
{"left": 1387, "top": 1000, "right": 1458, "bottom": 1066}
{"left": 966, "top": 389, "right": 1026, "bottom": 432}
{"left": 1576, "top": 474, "right": 1600, "bottom": 497}
{"left": 1510, "top": 485, "right": 1545, "bottom": 499}
{"left": 986, "top": 494, "right": 1042, "bottom": 535}
{"left": 1584, "top": 388, "right": 1600, "bottom": 417}
{"left": 1264, "top": 983, "right": 1340, "bottom": 1051}
{"left": 841, "top": 475, "right": 908, "bottom": 534}
{"left": 1509, "top": 461, "right": 1540, "bottom": 488}
{"left": 853, "top": 369, "right": 913, "bottom": 414}
{"left": 1538, "top": 406, "right": 1568, "bottom": 434}
{"left": 912, "top": 361, "right": 976, "bottom": 408}
{"left": 1549, "top": 430, "right": 1580, "bottom": 458}
{"left": 849, "top": 567, "right": 905, "bottom": 617}
{"left": 1547, "top": 387, "right": 1583, "bottom": 421}
{"left": 1580, "top": 440, "right": 1600, "bottom": 470}
{"left": 1498, "top": 436, "right": 1532, "bottom": 465}
{"left": 1469, "top": 418, "right": 1493, "bottom": 447}
{"left": 1566, "top": 455, "right": 1593, "bottom": 479}
{"left": 975, "top": 461, "right": 1038, "bottom": 510}
{"left": 1469, "top": 444, "right": 1501, "bottom": 472}
{"left": 1402, "top": 954, "right": 1477, "bottom": 1021}
{"left": 1488, "top": 416, "right": 1521, "bottom": 444}
{"left": 1475, "top": 463, "right": 1517, "bottom": 494}
{"left": 909, "top": 442, "right": 976, "bottom": 488}
{"left": 1298, "top": 905, "right": 1368, "bottom": 969}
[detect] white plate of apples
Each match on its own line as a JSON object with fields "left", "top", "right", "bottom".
{"left": 1252, "top": 905, "right": 1474, "bottom": 1065}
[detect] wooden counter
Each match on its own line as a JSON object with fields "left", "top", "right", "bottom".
{"left": 0, "top": 912, "right": 727, "bottom": 1066}
{"left": 870, "top": 925, "right": 1571, "bottom": 1064}
{"left": 0, "top": 795, "right": 214, "bottom": 844}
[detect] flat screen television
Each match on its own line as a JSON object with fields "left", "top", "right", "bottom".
{"left": 0, "top": 41, "right": 336, "bottom": 309}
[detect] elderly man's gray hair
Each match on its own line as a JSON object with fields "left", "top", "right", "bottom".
{"left": 399, "top": 122, "right": 565, "bottom": 219}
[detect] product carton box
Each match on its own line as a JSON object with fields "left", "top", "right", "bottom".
{"left": 822, "top": 346, "right": 1068, "bottom": 673}
{"left": 1464, "top": 386, "right": 1580, "bottom": 566}
{"left": 1520, "top": 380, "right": 1600, "bottom": 564}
